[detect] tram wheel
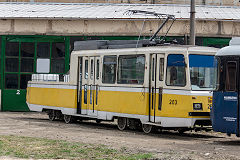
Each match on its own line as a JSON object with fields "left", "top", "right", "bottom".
{"left": 96, "top": 119, "right": 102, "bottom": 124}
{"left": 64, "top": 115, "right": 73, "bottom": 124}
{"left": 48, "top": 110, "right": 56, "bottom": 121}
{"left": 117, "top": 117, "right": 127, "bottom": 130}
{"left": 178, "top": 128, "right": 186, "bottom": 134}
{"left": 142, "top": 124, "right": 152, "bottom": 134}
{"left": 55, "top": 110, "right": 63, "bottom": 121}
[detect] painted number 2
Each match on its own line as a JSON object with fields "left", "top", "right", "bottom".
{"left": 169, "top": 99, "right": 177, "bottom": 105}
{"left": 16, "top": 90, "right": 20, "bottom": 95}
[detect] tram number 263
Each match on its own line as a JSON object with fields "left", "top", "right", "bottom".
{"left": 169, "top": 99, "right": 177, "bottom": 105}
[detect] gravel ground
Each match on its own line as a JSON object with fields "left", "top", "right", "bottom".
{"left": 0, "top": 112, "right": 240, "bottom": 159}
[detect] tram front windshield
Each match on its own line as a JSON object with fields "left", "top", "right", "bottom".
{"left": 189, "top": 54, "right": 217, "bottom": 91}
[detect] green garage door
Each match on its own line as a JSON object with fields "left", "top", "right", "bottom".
{"left": 1, "top": 36, "right": 70, "bottom": 111}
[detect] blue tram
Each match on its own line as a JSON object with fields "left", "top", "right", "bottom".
{"left": 212, "top": 37, "right": 240, "bottom": 136}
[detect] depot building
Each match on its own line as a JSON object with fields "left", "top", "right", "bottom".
{"left": 0, "top": 2, "right": 238, "bottom": 111}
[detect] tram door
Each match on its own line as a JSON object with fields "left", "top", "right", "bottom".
{"left": 80, "top": 56, "right": 100, "bottom": 116}
{"left": 77, "top": 57, "right": 83, "bottom": 114}
{"left": 81, "top": 57, "right": 89, "bottom": 115}
{"left": 87, "top": 57, "right": 101, "bottom": 117}
{"left": 150, "top": 54, "right": 165, "bottom": 122}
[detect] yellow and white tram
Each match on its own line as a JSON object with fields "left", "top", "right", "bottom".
{"left": 26, "top": 44, "right": 218, "bottom": 133}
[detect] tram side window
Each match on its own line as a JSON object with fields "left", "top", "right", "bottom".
{"left": 166, "top": 54, "right": 186, "bottom": 86}
{"left": 102, "top": 56, "right": 117, "bottom": 84}
{"left": 159, "top": 58, "right": 164, "bottom": 81}
{"left": 90, "top": 59, "right": 94, "bottom": 80}
{"left": 117, "top": 55, "right": 145, "bottom": 84}
{"left": 225, "top": 62, "right": 237, "bottom": 91}
{"left": 96, "top": 59, "right": 100, "bottom": 80}
{"left": 85, "top": 60, "right": 88, "bottom": 79}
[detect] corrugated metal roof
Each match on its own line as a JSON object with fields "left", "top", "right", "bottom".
{"left": 0, "top": 2, "right": 240, "bottom": 21}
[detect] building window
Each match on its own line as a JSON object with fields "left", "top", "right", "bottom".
{"left": 21, "top": 42, "right": 34, "bottom": 73}
{"left": 51, "top": 59, "right": 65, "bottom": 73}
{"left": 52, "top": 42, "right": 65, "bottom": 58}
{"left": 5, "top": 58, "right": 19, "bottom": 72}
{"left": 21, "top": 42, "right": 34, "bottom": 58}
{"left": 37, "top": 42, "right": 50, "bottom": 58}
{"left": 21, "top": 59, "right": 34, "bottom": 72}
{"left": 4, "top": 40, "right": 67, "bottom": 90}
{"left": 37, "top": 42, "right": 50, "bottom": 73}
{"left": 20, "top": 74, "right": 32, "bottom": 89}
{"left": 51, "top": 42, "right": 65, "bottom": 73}
{"left": 5, "top": 74, "right": 18, "bottom": 89}
{"left": 6, "top": 42, "right": 19, "bottom": 57}
{"left": 5, "top": 42, "right": 19, "bottom": 73}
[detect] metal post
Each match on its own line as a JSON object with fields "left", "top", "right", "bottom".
{"left": 189, "top": 0, "right": 196, "bottom": 45}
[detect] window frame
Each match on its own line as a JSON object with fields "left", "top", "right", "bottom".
{"left": 4, "top": 39, "right": 69, "bottom": 90}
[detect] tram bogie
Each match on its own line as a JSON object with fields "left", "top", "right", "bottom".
{"left": 26, "top": 44, "right": 218, "bottom": 133}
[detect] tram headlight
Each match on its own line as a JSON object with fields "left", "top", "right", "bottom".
{"left": 193, "top": 103, "right": 203, "bottom": 110}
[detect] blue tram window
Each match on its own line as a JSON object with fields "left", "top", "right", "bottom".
{"left": 166, "top": 54, "right": 186, "bottom": 86}
{"left": 189, "top": 55, "right": 216, "bottom": 91}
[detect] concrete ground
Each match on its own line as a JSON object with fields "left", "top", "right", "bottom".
{"left": 0, "top": 112, "right": 240, "bottom": 159}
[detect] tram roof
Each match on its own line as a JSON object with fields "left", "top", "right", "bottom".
{"left": 1, "top": 2, "right": 240, "bottom": 21}
{"left": 216, "top": 37, "right": 240, "bottom": 56}
{"left": 72, "top": 45, "right": 218, "bottom": 56}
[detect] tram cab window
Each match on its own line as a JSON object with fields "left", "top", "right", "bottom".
{"left": 166, "top": 54, "right": 186, "bottom": 86}
{"left": 117, "top": 55, "right": 145, "bottom": 84}
{"left": 225, "top": 61, "right": 237, "bottom": 91}
{"left": 189, "top": 55, "right": 216, "bottom": 91}
{"left": 102, "top": 56, "right": 117, "bottom": 84}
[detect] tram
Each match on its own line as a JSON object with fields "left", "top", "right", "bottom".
{"left": 26, "top": 41, "right": 218, "bottom": 133}
{"left": 211, "top": 37, "right": 240, "bottom": 136}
